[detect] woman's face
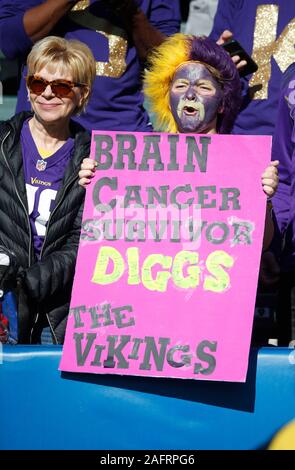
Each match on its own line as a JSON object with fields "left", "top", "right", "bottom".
{"left": 169, "top": 62, "right": 223, "bottom": 134}
{"left": 28, "top": 65, "right": 84, "bottom": 126}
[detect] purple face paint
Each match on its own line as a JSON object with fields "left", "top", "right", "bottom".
{"left": 169, "top": 62, "right": 224, "bottom": 133}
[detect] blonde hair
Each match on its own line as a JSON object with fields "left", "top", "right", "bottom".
{"left": 27, "top": 36, "right": 96, "bottom": 114}
{"left": 144, "top": 34, "right": 190, "bottom": 133}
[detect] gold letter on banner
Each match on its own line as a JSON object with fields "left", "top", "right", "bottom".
{"left": 250, "top": 5, "right": 295, "bottom": 100}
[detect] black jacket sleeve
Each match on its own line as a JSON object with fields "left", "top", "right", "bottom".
{"left": 20, "top": 199, "right": 84, "bottom": 303}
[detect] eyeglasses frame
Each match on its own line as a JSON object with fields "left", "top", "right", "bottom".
{"left": 26, "top": 74, "right": 87, "bottom": 97}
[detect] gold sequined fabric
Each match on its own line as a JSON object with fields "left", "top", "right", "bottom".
{"left": 250, "top": 5, "right": 295, "bottom": 100}
{"left": 71, "top": 0, "right": 90, "bottom": 11}
{"left": 68, "top": 2, "right": 128, "bottom": 78}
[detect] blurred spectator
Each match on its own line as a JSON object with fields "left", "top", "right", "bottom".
{"left": 210, "top": 1, "right": 295, "bottom": 344}
{"left": 185, "top": 0, "right": 218, "bottom": 36}
{"left": 210, "top": 0, "right": 295, "bottom": 136}
{"left": 271, "top": 63, "right": 295, "bottom": 344}
{"left": 0, "top": 0, "right": 181, "bottom": 132}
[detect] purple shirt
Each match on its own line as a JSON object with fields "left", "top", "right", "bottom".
{"left": 210, "top": 0, "right": 295, "bottom": 136}
{"left": 21, "top": 119, "right": 74, "bottom": 256}
{"left": 0, "top": 0, "right": 180, "bottom": 132}
{"left": 271, "top": 64, "right": 295, "bottom": 271}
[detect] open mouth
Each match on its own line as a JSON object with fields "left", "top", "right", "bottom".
{"left": 183, "top": 106, "right": 198, "bottom": 116}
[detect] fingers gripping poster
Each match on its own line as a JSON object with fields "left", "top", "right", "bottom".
{"left": 60, "top": 131, "right": 271, "bottom": 382}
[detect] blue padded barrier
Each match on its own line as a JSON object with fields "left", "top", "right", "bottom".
{"left": 1, "top": 346, "right": 295, "bottom": 450}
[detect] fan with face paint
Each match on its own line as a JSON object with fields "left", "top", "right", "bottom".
{"left": 169, "top": 61, "right": 224, "bottom": 134}
{"left": 144, "top": 33, "right": 241, "bottom": 135}
{"left": 79, "top": 33, "right": 279, "bottom": 255}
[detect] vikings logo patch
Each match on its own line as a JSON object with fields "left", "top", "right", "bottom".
{"left": 36, "top": 159, "right": 47, "bottom": 171}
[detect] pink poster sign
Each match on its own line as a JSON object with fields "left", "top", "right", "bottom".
{"left": 60, "top": 131, "right": 271, "bottom": 382}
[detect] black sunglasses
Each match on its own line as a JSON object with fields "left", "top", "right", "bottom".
{"left": 26, "top": 75, "right": 87, "bottom": 97}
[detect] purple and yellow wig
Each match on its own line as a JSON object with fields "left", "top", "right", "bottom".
{"left": 144, "top": 33, "right": 242, "bottom": 134}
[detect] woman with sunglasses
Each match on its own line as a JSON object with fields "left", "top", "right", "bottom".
{"left": 0, "top": 35, "right": 96, "bottom": 344}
